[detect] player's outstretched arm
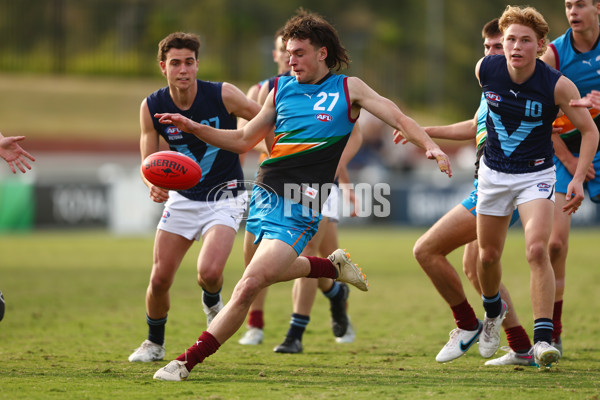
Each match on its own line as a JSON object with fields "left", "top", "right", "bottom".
{"left": 0, "top": 133, "right": 35, "bottom": 174}
{"left": 570, "top": 89, "right": 600, "bottom": 109}
{"left": 155, "top": 91, "right": 277, "bottom": 155}
{"left": 394, "top": 118, "right": 477, "bottom": 145}
{"left": 347, "top": 76, "right": 452, "bottom": 177}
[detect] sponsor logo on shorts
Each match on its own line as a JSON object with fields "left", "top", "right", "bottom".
{"left": 302, "top": 184, "right": 318, "bottom": 199}
{"left": 161, "top": 210, "right": 170, "bottom": 223}
{"left": 537, "top": 182, "right": 552, "bottom": 192}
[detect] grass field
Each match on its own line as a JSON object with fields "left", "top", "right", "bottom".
{"left": 0, "top": 227, "right": 599, "bottom": 399}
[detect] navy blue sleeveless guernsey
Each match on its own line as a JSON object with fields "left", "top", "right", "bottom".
{"left": 146, "top": 80, "right": 243, "bottom": 201}
{"left": 479, "top": 55, "right": 561, "bottom": 174}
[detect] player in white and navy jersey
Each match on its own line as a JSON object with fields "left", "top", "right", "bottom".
{"left": 475, "top": 5, "right": 598, "bottom": 369}
{"left": 395, "top": 19, "right": 534, "bottom": 366}
{"left": 128, "top": 32, "right": 261, "bottom": 364}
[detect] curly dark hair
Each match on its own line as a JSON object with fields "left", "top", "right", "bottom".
{"left": 157, "top": 32, "right": 201, "bottom": 62}
{"left": 281, "top": 8, "right": 350, "bottom": 71}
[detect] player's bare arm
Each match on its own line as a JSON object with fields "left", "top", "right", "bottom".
{"left": 395, "top": 115, "right": 477, "bottom": 145}
{"left": 254, "top": 82, "right": 277, "bottom": 153}
{"left": 155, "top": 90, "right": 277, "bottom": 154}
{"left": 424, "top": 118, "right": 478, "bottom": 141}
{"left": 555, "top": 76, "right": 600, "bottom": 213}
{"left": 221, "top": 82, "right": 262, "bottom": 121}
{"left": 346, "top": 76, "right": 452, "bottom": 177}
{"left": 139, "top": 99, "right": 169, "bottom": 203}
{"left": 570, "top": 89, "right": 600, "bottom": 109}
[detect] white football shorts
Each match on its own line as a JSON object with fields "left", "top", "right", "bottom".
{"left": 477, "top": 157, "right": 556, "bottom": 217}
{"left": 157, "top": 190, "right": 248, "bottom": 241}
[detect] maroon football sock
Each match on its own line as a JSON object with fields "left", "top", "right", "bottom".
{"left": 505, "top": 325, "right": 532, "bottom": 353}
{"left": 305, "top": 256, "right": 337, "bottom": 279}
{"left": 451, "top": 299, "right": 479, "bottom": 331}
{"left": 552, "top": 300, "right": 563, "bottom": 342}
{"left": 176, "top": 331, "right": 221, "bottom": 372}
{"left": 248, "top": 310, "right": 264, "bottom": 329}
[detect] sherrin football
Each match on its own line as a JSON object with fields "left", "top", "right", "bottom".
{"left": 142, "top": 151, "right": 202, "bottom": 190}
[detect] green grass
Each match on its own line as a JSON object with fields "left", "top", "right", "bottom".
{"left": 0, "top": 227, "right": 599, "bottom": 399}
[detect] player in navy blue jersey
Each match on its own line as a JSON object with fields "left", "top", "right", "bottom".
{"left": 395, "top": 19, "right": 535, "bottom": 366}
{"left": 128, "top": 32, "right": 262, "bottom": 363}
{"left": 152, "top": 9, "right": 450, "bottom": 381}
{"left": 475, "top": 5, "right": 598, "bottom": 369}
{"left": 540, "top": 0, "right": 600, "bottom": 356}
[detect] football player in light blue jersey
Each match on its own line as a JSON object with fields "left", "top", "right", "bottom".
{"left": 540, "top": 0, "right": 600, "bottom": 356}
{"left": 152, "top": 9, "right": 450, "bottom": 381}
{"left": 239, "top": 28, "right": 357, "bottom": 350}
{"left": 395, "top": 19, "right": 535, "bottom": 367}
{"left": 475, "top": 5, "right": 598, "bottom": 369}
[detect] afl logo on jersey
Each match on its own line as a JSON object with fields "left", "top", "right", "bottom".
{"left": 315, "top": 113, "right": 332, "bottom": 122}
{"left": 165, "top": 125, "right": 184, "bottom": 140}
{"left": 485, "top": 92, "right": 502, "bottom": 103}
{"left": 166, "top": 126, "right": 182, "bottom": 135}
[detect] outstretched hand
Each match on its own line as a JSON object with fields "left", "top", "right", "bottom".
{"left": 426, "top": 148, "right": 452, "bottom": 178}
{"left": 570, "top": 90, "right": 600, "bottom": 109}
{"left": 0, "top": 135, "right": 35, "bottom": 174}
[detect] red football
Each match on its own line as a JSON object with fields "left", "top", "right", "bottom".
{"left": 142, "top": 151, "right": 202, "bottom": 190}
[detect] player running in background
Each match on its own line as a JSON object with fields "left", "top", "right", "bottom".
{"left": 475, "top": 5, "right": 597, "bottom": 368}
{"left": 395, "top": 18, "right": 535, "bottom": 366}
{"left": 152, "top": 9, "right": 450, "bottom": 381}
{"left": 0, "top": 132, "right": 35, "bottom": 322}
{"left": 128, "top": 32, "right": 261, "bottom": 363}
{"left": 540, "top": 0, "right": 600, "bottom": 356}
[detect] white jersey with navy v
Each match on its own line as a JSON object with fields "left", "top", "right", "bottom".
{"left": 480, "top": 55, "right": 561, "bottom": 174}
{"left": 256, "top": 73, "right": 355, "bottom": 210}
{"left": 146, "top": 80, "right": 243, "bottom": 201}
